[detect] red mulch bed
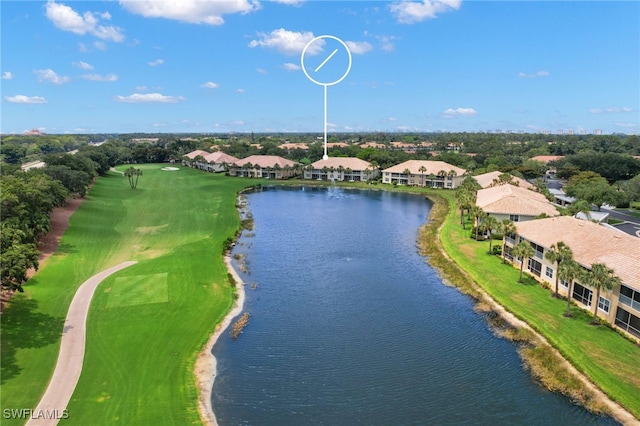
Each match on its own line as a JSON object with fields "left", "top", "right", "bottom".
{"left": 0, "top": 198, "right": 84, "bottom": 313}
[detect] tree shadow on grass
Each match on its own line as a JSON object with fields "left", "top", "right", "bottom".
{"left": 0, "top": 297, "right": 64, "bottom": 384}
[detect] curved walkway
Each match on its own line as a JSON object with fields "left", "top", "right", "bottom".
{"left": 26, "top": 261, "right": 137, "bottom": 426}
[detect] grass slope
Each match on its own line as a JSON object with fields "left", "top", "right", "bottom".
{"left": 436, "top": 191, "right": 640, "bottom": 419}
{"left": 1, "top": 165, "right": 257, "bottom": 425}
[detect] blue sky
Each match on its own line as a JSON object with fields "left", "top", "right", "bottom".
{"left": 1, "top": 1, "right": 638, "bottom": 135}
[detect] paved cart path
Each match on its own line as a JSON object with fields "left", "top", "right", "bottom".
{"left": 26, "top": 261, "right": 137, "bottom": 426}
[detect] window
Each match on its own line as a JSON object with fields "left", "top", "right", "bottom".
{"left": 529, "top": 242, "right": 544, "bottom": 259}
{"left": 528, "top": 258, "right": 542, "bottom": 277}
{"left": 615, "top": 307, "right": 640, "bottom": 338}
{"left": 509, "top": 214, "right": 520, "bottom": 222}
{"left": 504, "top": 245, "right": 513, "bottom": 261}
{"left": 545, "top": 267, "right": 553, "bottom": 279}
{"left": 598, "top": 296, "right": 610, "bottom": 314}
{"left": 573, "top": 283, "right": 593, "bottom": 307}
{"left": 619, "top": 285, "right": 640, "bottom": 312}
{"left": 559, "top": 279, "right": 569, "bottom": 288}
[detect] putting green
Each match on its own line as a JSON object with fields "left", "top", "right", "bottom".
{"left": 106, "top": 273, "right": 169, "bottom": 308}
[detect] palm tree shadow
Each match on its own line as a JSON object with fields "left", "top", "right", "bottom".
{"left": 1, "top": 297, "right": 65, "bottom": 384}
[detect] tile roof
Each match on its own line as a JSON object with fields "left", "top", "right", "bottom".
{"left": 530, "top": 155, "right": 564, "bottom": 163}
{"left": 203, "top": 151, "right": 239, "bottom": 164}
{"left": 184, "top": 150, "right": 209, "bottom": 159}
{"left": 234, "top": 155, "right": 298, "bottom": 168}
{"left": 310, "top": 157, "right": 374, "bottom": 171}
{"left": 515, "top": 216, "right": 640, "bottom": 288}
{"left": 476, "top": 184, "right": 559, "bottom": 217}
{"left": 382, "top": 160, "right": 466, "bottom": 176}
{"left": 473, "top": 171, "right": 533, "bottom": 189}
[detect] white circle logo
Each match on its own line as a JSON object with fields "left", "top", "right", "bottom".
{"left": 301, "top": 35, "right": 352, "bottom": 87}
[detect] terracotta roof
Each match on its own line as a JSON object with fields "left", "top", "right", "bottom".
{"left": 530, "top": 155, "right": 564, "bottom": 163}
{"left": 473, "top": 171, "right": 533, "bottom": 189}
{"left": 515, "top": 216, "right": 640, "bottom": 289}
{"left": 203, "top": 151, "right": 238, "bottom": 164}
{"left": 310, "top": 157, "right": 374, "bottom": 171}
{"left": 360, "top": 142, "right": 386, "bottom": 149}
{"left": 327, "top": 142, "right": 349, "bottom": 148}
{"left": 279, "top": 143, "right": 309, "bottom": 150}
{"left": 234, "top": 155, "right": 298, "bottom": 168}
{"left": 184, "top": 150, "right": 209, "bottom": 159}
{"left": 382, "top": 160, "right": 466, "bottom": 176}
{"left": 476, "top": 184, "right": 559, "bottom": 217}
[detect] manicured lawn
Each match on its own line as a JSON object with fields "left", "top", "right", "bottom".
{"left": 0, "top": 165, "right": 259, "bottom": 425}
{"left": 437, "top": 192, "right": 640, "bottom": 419}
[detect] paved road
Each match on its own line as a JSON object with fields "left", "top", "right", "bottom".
{"left": 26, "top": 261, "right": 137, "bottom": 426}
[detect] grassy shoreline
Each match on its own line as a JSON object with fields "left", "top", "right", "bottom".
{"left": 418, "top": 190, "right": 640, "bottom": 423}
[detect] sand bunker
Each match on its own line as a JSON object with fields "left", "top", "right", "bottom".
{"left": 161, "top": 167, "right": 180, "bottom": 171}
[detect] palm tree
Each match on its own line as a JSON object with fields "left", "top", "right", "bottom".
{"left": 588, "top": 263, "right": 621, "bottom": 325}
{"left": 512, "top": 241, "right": 535, "bottom": 283}
{"left": 469, "top": 205, "right": 486, "bottom": 240}
{"left": 456, "top": 189, "right": 473, "bottom": 229}
{"left": 402, "top": 168, "right": 411, "bottom": 185}
{"left": 544, "top": 242, "right": 573, "bottom": 298}
{"left": 497, "top": 219, "right": 516, "bottom": 264}
{"left": 481, "top": 215, "right": 499, "bottom": 254}
{"left": 558, "top": 259, "right": 581, "bottom": 317}
{"left": 418, "top": 165, "right": 427, "bottom": 186}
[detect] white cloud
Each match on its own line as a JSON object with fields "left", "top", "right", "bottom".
{"left": 34, "top": 69, "right": 70, "bottom": 85}
{"left": 93, "top": 41, "right": 107, "bottom": 51}
{"left": 249, "top": 28, "right": 322, "bottom": 56}
{"left": 200, "top": 81, "right": 219, "bottom": 89}
{"left": 236, "top": 88, "right": 245, "bottom": 93}
{"left": 115, "top": 93, "right": 185, "bottom": 103}
{"left": 376, "top": 35, "right": 398, "bottom": 52}
{"left": 78, "top": 42, "right": 89, "bottom": 52}
{"left": 2, "top": 71, "right": 13, "bottom": 80}
{"left": 5, "top": 95, "right": 48, "bottom": 104}
{"left": 589, "top": 107, "right": 634, "bottom": 114}
{"left": 346, "top": 41, "right": 373, "bottom": 54}
{"left": 120, "top": 0, "right": 260, "bottom": 25}
{"left": 518, "top": 70, "right": 550, "bottom": 78}
{"left": 81, "top": 73, "right": 118, "bottom": 82}
{"left": 443, "top": 107, "right": 477, "bottom": 117}
{"left": 282, "top": 62, "right": 301, "bottom": 71}
{"left": 390, "top": 0, "right": 462, "bottom": 24}
{"left": 73, "top": 60, "right": 93, "bottom": 70}
{"left": 45, "top": 1, "right": 125, "bottom": 42}
{"left": 272, "top": 0, "right": 304, "bottom": 4}
{"left": 256, "top": 68, "right": 268, "bottom": 74}
{"left": 148, "top": 59, "right": 164, "bottom": 66}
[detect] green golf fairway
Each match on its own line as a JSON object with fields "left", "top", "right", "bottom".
{"left": 1, "top": 165, "right": 257, "bottom": 425}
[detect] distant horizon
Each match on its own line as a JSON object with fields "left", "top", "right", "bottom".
{"left": 2, "top": 1, "right": 638, "bottom": 135}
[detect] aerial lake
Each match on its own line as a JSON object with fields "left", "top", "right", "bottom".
{"left": 212, "top": 186, "right": 616, "bottom": 425}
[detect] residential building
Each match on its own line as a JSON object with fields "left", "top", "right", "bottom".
{"left": 304, "top": 157, "right": 378, "bottom": 182}
{"left": 229, "top": 155, "right": 299, "bottom": 179}
{"left": 473, "top": 171, "right": 533, "bottom": 189}
{"left": 530, "top": 155, "right": 564, "bottom": 164}
{"left": 476, "top": 184, "right": 559, "bottom": 223}
{"left": 200, "top": 152, "right": 239, "bottom": 172}
{"left": 503, "top": 216, "right": 640, "bottom": 340}
{"left": 382, "top": 160, "right": 466, "bottom": 188}
{"left": 548, "top": 188, "right": 576, "bottom": 207}
{"left": 182, "top": 150, "right": 209, "bottom": 167}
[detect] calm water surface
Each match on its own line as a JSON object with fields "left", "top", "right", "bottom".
{"left": 212, "top": 186, "right": 616, "bottom": 425}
